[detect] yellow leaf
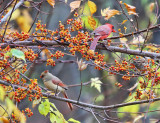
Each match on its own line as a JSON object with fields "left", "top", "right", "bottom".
{"left": 88, "top": 16, "right": 96, "bottom": 30}
{"left": 94, "top": 94, "right": 104, "bottom": 103}
{"left": 7, "top": 7, "right": 20, "bottom": 21}
{"left": 6, "top": 98, "right": 26, "bottom": 123}
{"left": 149, "top": 3, "right": 155, "bottom": 12}
{"left": 121, "top": 20, "right": 127, "bottom": 24}
{"left": 0, "top": 86, "right": 5, "bottom": 101}
{"left": 88, "top": 0, "right": 97, "bottom": 15}
{"left": 91, "top": 77, "right": 102, "bottom": 92}
{"left": 6, "top": 98, "right": 15, "bottom": 114}
{"left": 118, "top": 105, "right": 140, "bottom": 118}
{"left": 81, "top": 15, "right": 99, "bottom": 30}
{"left": 70, "top": 0, "right": 81, "bottom": 12}
{"left": 24, "top": 1, "right": 30, "bottom": 7}
{"left": 146, "top": 45, "right": 158, "bottom": 51}
{"left": 101, "top": 8, "right": 120, "bottom": 20}
{"left": 16, "top": 10, "right": 33, "bottom": 32}
{"left": 124, "top": 3, "right": 138, "bottom": 16}
{"left": 47, "top": 0, "right": 55, "bottom": 7}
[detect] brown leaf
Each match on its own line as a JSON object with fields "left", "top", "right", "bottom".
{"left": 47, "top": 0, "right": 55, "bottom": 7}
{"left": 124, "top": 3, "right": 138, "bottom": 16}
{"left": 70, "top": 0, "right": 81, "bottom": 12}
{"left": 77, "top": 58, "right": 88, "bottom": 71}
{"left": 101, "top": 8, "right": 121, "bottom": 20}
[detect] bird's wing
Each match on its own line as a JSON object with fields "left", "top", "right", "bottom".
{"left": 52, "top": 77, "right": 68, "bottom": 90}
{"left": 92, "top": 25, "right": 110, "bottom": 36}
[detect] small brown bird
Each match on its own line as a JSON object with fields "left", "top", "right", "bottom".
{"left": 40, "top": 70, "right": 73, "bottom": 110}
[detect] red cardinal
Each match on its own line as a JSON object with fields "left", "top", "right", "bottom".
{"left": 40, "top": 70, "right": 73, "bottom": 110}
{"left": 90, "top": 23, "right": 116, "bottom": 51}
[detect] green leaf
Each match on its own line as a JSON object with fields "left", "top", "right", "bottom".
{"left": 5, "top": 98, "right": 15, "bottom": 114}
{"left": 50, "top": 113, "right": 57, "bottom": 123}
{"left": 11, "top": 49, "right": 26, "bottom": 62}
{"left": 38, "top": 100, "right": 50, "bottom": 116}
{"left": 4, "top": 51, "right": 12, "bottom": 57}
{"left": 50, "top": 111, "right": 67, "bottom": 123}
{"left": 55, "top": 110, "right": 66, "bottom": 122}
{"left": 68, "top": 118, "right": 80, "bottom": 123}
{"left": 91, "top": 77, "right": 102, "bottom": 92}
{"left": 94, "top": 94, "right": 104, "bottom": 103}
{"left": 118, "top": 104, "right": 140, "bottom": 118}
{"left": 50, "top": 102, "right": 58, "bottom": 110}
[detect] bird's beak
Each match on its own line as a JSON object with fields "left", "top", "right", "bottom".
{"left": 40, "top": 75, "right": 44, "bottom": 78}
{"left": 112, "top": 29, "right": 116, "bottom": 32}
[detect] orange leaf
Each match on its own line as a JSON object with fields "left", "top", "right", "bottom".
{"left": 101, "top": 8, "right": 120, "bottom": 20}
{"left": 88, "top": 16, "right": 96, "bottom": 30}
{"left": 149, "top": 3, "right": 155, "bottom": 12}
{"left": 121, "top": 20, "right": 127, "bottom": 25}
{"left": 124, "top": 3, "right": 138, "bottom": 16}
{"left": 47, "top": 0, "right": 55, "bottom": 7}
{"left": 70, "top": 0, "right": 81, "bottom": 12}
{"left": 88, "top": 0, "right": 97, "bottom": 15}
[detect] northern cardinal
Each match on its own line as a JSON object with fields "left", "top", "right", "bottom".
{"left": 40, "top": 70, "right": 73, "bottom": 110}
{"left": 90, "top": 23, "right": 116, "bottom": 51}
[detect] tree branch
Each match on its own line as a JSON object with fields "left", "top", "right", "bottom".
{"left": 1, "top": 79, "right": 160, "bottom": 110}
{"left": 107, "top": 23, "right": 160, "bottom": 40}
{"left": 2, "top": 40, "right": 160, "bottom": 59}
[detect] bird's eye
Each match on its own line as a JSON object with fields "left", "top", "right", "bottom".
{"left": 112, "top": 26, "right": 114, "bottom": 29}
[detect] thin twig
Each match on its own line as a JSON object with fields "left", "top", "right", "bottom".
{"left": 90, "top": 108, "right": 100, "bottom": 123}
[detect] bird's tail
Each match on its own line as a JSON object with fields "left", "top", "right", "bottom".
{"left": 63, "top": 92, "right": 73, "bottom": 110}
{"left": 90, "top": 36, "right": 101, "bottom": 51}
